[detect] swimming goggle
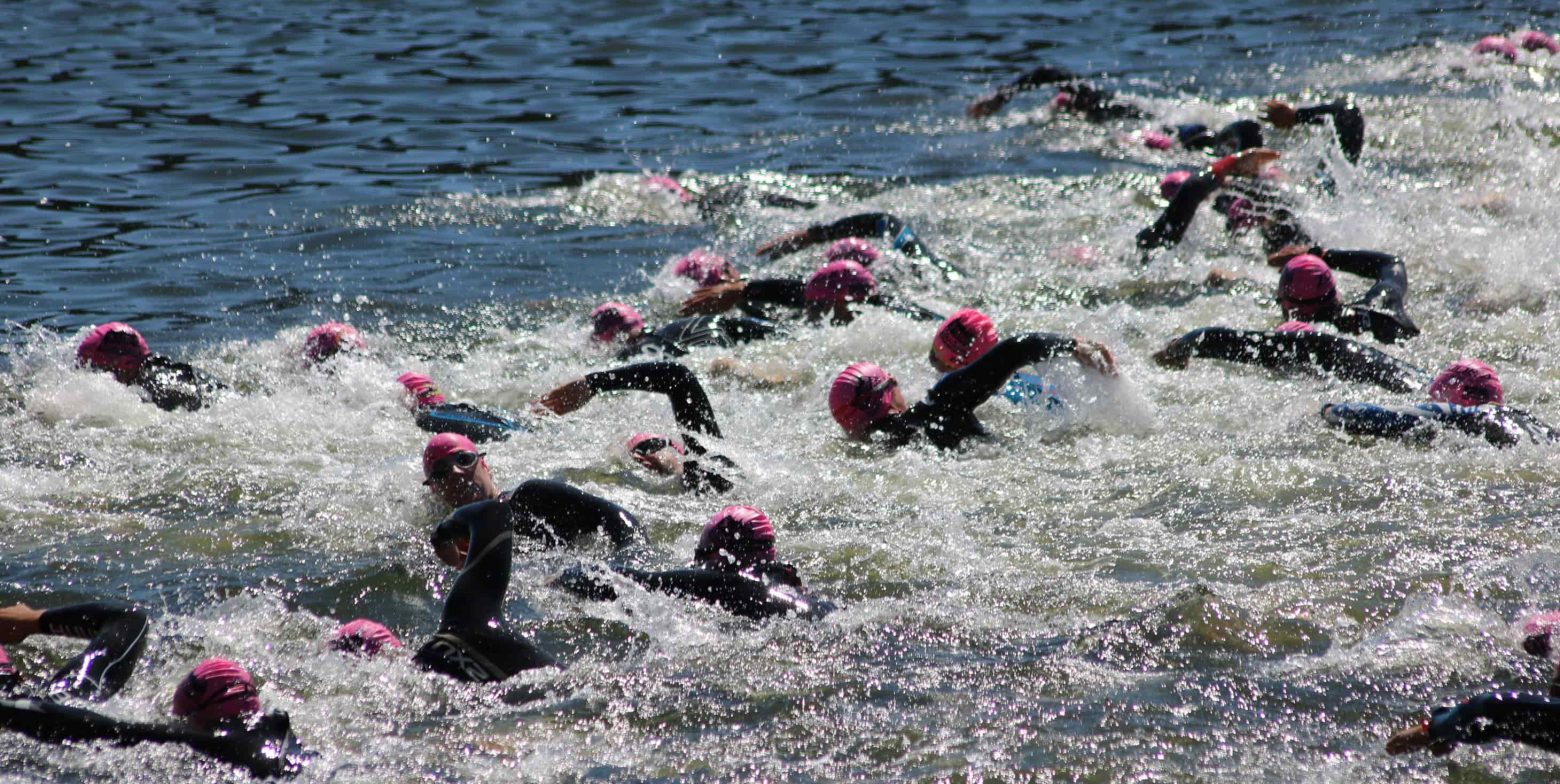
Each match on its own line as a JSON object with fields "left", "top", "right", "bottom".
{"left": 423, "top": 451, "right": 484, "bottom": 485}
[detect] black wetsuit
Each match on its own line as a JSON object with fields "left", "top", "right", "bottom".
{"left": 413, "top": 402, "right": 527, "bottom": 444}
{"left": 554, "top": 561, "right": 834, "bottom": 621}
{"left": 729, "top": 275, "right": 943, "bottom": 324}
{"left": 667, "top": 434, "right": 739, "bottom": 495}
{"left": 616, "top": 315, "right": 786, "bottom": 361}
{"left": 1136, "top": 168, "right": 1310, "bottom": 254}
{"left": 695, "top": 182, "right": 818, "bottom": 220}
{"left": 1426, "top": 691, "right": 1560, "bottom": 754}
{"left": 872, "top": 332, "right": 1082, "bottom": 450}
{"left": 131, "top": 355, "right": 228, "bottom": 412}
{"left": 416, "top": 500, "right": 557, "bottom": 682}
{"left": 0, "top": 602, "right": 309, "bottom": 778}
{"left": 433, "top": 479, "right": 648, "bottom": 551}
{"left": 1322, "top": 401, "right": 1559, "bottom": 447}
{"left": 587, "top": 362, "right": 741, "bottom": 492}
{"left": 1299, "top": 249, "right": 1419, "bottom": 345}
{"left": 764, "top": 212, "right": 966, "bottom": 282}
{"left": 1160, "top": 327, "right": 1428, "bottom": 393}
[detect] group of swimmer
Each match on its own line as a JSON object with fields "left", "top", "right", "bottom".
{"left": 9, "top": 30, "right": 1560, "bottom": 776}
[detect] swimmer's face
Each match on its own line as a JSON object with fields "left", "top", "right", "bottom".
{"left": 889, "top": 384, "right": 908, "bottom": 415}
{"left": 425, "top": 451, "right": 498, "bottom": 507}
{"left": 927, "top": 349, "right": 956, "bottom": 374}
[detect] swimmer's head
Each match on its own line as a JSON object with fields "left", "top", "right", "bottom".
{"left": 643, "top": 175, "right": 692, "bottom": 203}
{"left": 331, "top": 619, "right": 403, "bottom": 658}
{"left": 303, "top": 322, "right": 365, "bottom": 365}
{"left": 1274, "top": 320, "right": 1317, "bottom": 334}
{"left": 1473, "top": 35, "right": 1520, "bottom": 61}
{"left": 422, "top": 432, "right": 493, "bottom": 506}
{"left": 1174, "top": 124, "right": 1214, "bottom": 149}
{"left": 1221, "top": 195, "right": 1260, "bottom": 230}
{"left": 1276, "top": 255, "right": 1340, "bottom": 320}
{"left": 824, "top": 238, "right": 880, "bottom": 266}
{"left": 930, "top": 308, "right": 1000, "bottom": 372}
{"left": 171, "top": 658, "right": 261, "bottom": 730}
{"left": 1141, "top": 129, "right": 1174, "bottom": 150}
{"left": 396, "top": 372, "right": 448, "bottom": 407}
{"left": 829, "top": 362, "right": 905, "bottom": 438}
{"left": 805, "top": 260, "right": 877, "bottom": 324}
{"left": 671, "top": 249, "right": 738, "bottom": 287}
{"left": 1160, "top": 170, "right": 1193, "bottom": 201}
{"left": 1522, "top": 612, "right": 1560, "bottom": 657}
{"left": 77, "top": 322, "right": 151, "bottom": 380}
{"left": 626, "top": 431, "right": 686, "bottom": 457}
{"left": 1050, "top": 90, "right": 1074, "bottom": 110}
{"left": 590, "top": 302, "right": 645, "bottom": 343}
{"left": 694, "top": 505, "right": 777, "bottom": 572}
{"left": 1521, "top": 31, "right": 1560, "bottom": 54}
{"left": 1428, "top": 359, "right": 1503, "bottom": 407}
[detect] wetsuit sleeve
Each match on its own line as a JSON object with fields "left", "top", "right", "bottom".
{"left": 507, "top": 479, "right": 648, "bottom": 550}
{"left": 865, "top": 294, "right": 945, "bottom": 322}
{"left": 1320, "top": 402, "right": 1439, "bottom": 441}
{"left": 1427, "top": 691, "right": 1560, "bottom": 753}
{"left": 436, "top": 501, "right": 515, "bottom": 633}
{"left": 742, "top": 279, "right": 807, "bottom": 309}
{"left": 680, "top": 458, "right": 735, "bottom": 494}
{"left": 1137, "top": 171, "right": 1220, "bottom": 250}
{"left": 1170, "top": 327, "right": 1426, "bottom": 393}
{"left": 926, "top": 333, "right": 1076, "bottom": 413}
{"left": 0, "top": 699, "right": 311, "bottom": 778}
{"left": 611, "top": 567, "right": 824, "bottom": 620}
{"left": 584, "top": 361, "right": 722, "bottom": 437}
{"left": 136, "top": 355, "right": 228, "bottom": 412}
{"left": 1294, "top": 99, "right": 1364, "bottom": 164}
{"left": 414, "top": 402, "right": 524, "bottom": 444}
{"left": 993, "top": 65, "right": 1082, "bottom": 100}
{"left": 719, "top": 316, "right": 787, "bottom": 343}
{"left": 36, "top": 602, "right": 150, "bottom": 702}
{"left": 1321, "top": 249, "right": 1418, "bottom": 341}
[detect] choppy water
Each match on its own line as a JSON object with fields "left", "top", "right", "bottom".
{"left": 5, "top": 0, "right": 1560, "bottom": 781}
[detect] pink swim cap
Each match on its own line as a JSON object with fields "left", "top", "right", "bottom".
{"left": 670, "top": 249, "right": 737, "bottom": 287}
{"left": 1274, "top": 320, "right": 1317, "bottom": 334}
{"left": 1141, "top": 130, "right": 1174, "bottom": 150}
{"left": 1521, "top": 31, "right": 1560, "bottom": 53}
{"left": 1050, "top": 90, "right": 1074, "bottom": 109}
{"left": 77, "top": 322, "right": 151, "bottom": 375}
{"left": 423, "top": 432, "right": 478, "bottom": 479}
{"left": 396, "top": 372, "right": 448, "bottom": 407}
{"left": 829, "top": 362, "right": 900, "bottom": 437}
{"left": 1523, "top": 611, "right": 1560, "bottom": 638}
{"left": 590, "top": 302, "right": 645, "bottom": 342}
{"left": 804, "top": 261, "right": 877, "bottom": 305}
{"left": 643, "top": 175, "right": 692, "bottom": 203}
{"left": 1160, "top": 170, "right": 1192, "bottom": 201}
{"left": 932, "top": 308, "right": 1000, "bottom": 370}
{"left": 1223, "top": 196, "right": 1261, "bottom": 229}
{"left": 1428, "top": 359, "right": 1503, "bottom": 406}
{"left": 1473, "top": 35, "right": 1519, "bottom": 61}
{"left": 171, "top": 658, "right": 261, "bottom": 729}
{"left": 1276, "top": 255, "right": 1340, "bottom": 319}
{"left": 625, "top": 431, "right": 686, "bottom": 456}
{"left": 824, "top": 237, "right": 880, "bottom": 266}
{"left": 332, "top": 619, "right": 403, "bottom": 657}
{"left": 303, "top": 322, "right": 365, "bottom": 364}
{"left": 694, "top": 505, "right": 777, "bottom": 571}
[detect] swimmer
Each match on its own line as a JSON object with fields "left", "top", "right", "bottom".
{"left": 398, "top": 371, "right": 527, "bottom": 443}
{"left": 76, "top": 322, "right": 229, "bottom": 412}
{"left": 0, "top": 602, "right": 308, "bottom": 777}
{"left": 930, "top": 308, "right": 1063, "bottom": 409}
{"left": 301, "top": 321, "right": 365, "bottom": 366}
{"left": 589, "top": 301, "right": 788, "bottom": 360}
{"left": 1388, "top": 691, "right": 1560, "bottom": 757}
{"left": 422, "top": 433, "right": 648, "bottom": 552}
{"left": 1136, "top": 149, "right": 1310, "bottom": 255}
{"left": 1270, "top": 245, "right": 1420, "bottom": 344}
{"left": 1152, "top": 321, "right": 1428, "bottom": 393}
{"left": 829, "top": 332, "right": 1117, "bottom": 450}
{"left": 667, "top": 248, "right": 741, "bottom": 287}
{"left": 1472, "top": 32, "right": 1558, "bottom": 62}
{"left": 642, "top": 174, "right": 820, "bottom": 221}
{"left": 623, "top": 432, "right": 738, "bottom": 495}
{"left": 417, "top": 500, "right": 558, "bottom": 681}
{"left": 552, "top": 505, "right": 834, "bottom": 620}
{"left": 679, "top": 260, "right": 941, "bottom": 324}
{"left": 330, "top": 619, "right": 403, "bottom": 658}
{"left": 1322, "top": 359, "right": 1559, "bottom": 447}
{"left": 751, "top": 212, "right": 967, "bottom": 281}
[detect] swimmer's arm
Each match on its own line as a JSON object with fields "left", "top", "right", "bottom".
{"left": 680, "top": 459, "right": 735, "bottom": 494}
{"left": 0, "top": 604, "right": 43, "bottom": 644}
{"left": 1424, "top": 692, "right": 1560, "bottom": 752}
{"left": 967, "top": 65, "right": 1081, "bottom": 118}
{"left": 1293, "top": 332, "right": 1428, "bottom": 393}
{"left": 864, "top": 294, "right": 944, "bottom": 322}
{"left": 1321, "top": 249, "right": 1412, "bottom": 324}
{"left": 738, "top": 280, "right": 807, "bottom": 310}
{"left": 37, "top": 602, "right": 150, "bottom": 701}
{"left": 1153, "top": 327, "right": 1299, "bottom": 371}
{"left": 753, "top": 213, "right": 891, "bottom": 259}
{"left": 508, "top": 479, "right": 647, "bottom": 551}
{"left": 1290, "top": 99, "right": 1364, "bottom": 164}
{"left": 720, "top": 316, "right": 788, "bottom": 343}
{"left": 1137, "top": 171, "right": 1220, "bottom": 250}
{"left": 929, "top": 332, "right": 1108, "bottom": 412}
{"left": 437, "top": 502, "right": 514, "bottom": 631}
{"left": 576, "top": 361, "right": 722, "bottom": 437}
{"left": 615, "top": 568, "right": 794, "bottom": 620}
{"left": 1319, "top": 402, "right": 1437, "bottom": 440}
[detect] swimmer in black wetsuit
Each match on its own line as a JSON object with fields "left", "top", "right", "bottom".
{"left": 1269, "top": 245, "right": 1419, "bottom": 345}
{"left": 398, "top": 372, "right": 527, "bottom": 443}
{"left": 301, "top": 322, "right": 365, "bottom": 366}
{"left": 828, "top": 333, "right": 1117, "bottom": 450}
{"left": 589, "top": 301, "right": 788, "bottom": 360}
{"left": 1152, "top": 321, "right": 1429, "bottom": 393}
{"left": 623, "top": 432, "right": 738, "bottom": 495}
{"left": 1136, "top": 149, "right": 1311, "bottom": 255}
{"left": 1388, "top": 691, "right": 1560, "bottom": 757}
{"left": 0, "top": 604, "right": 309, "bottom": 777}
{"left": 750, "top": 212, "right": 966, "bottom": 281}
{"left": 642, "top": 175, "right": 820, "bottom": 221}
{"left": 422, "top": 432, "right": 649, "bottom": 554}
{"left": 76, "top": 322, "right": 229, "bottom": 412}
{"left": 417, "top": 500, "right": 557, "bottom": 681}
{"left": 680, "top": 259, "right": 942, "bottom": 325}
{"left": 1321, "top": 359, "right": 1559, "bottom": 447}
{"left": 552, "top": 505, "right": 834, "bottom": 620}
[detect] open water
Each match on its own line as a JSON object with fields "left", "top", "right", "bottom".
{"left": 4, "top": 0, "right": 1560, "bottom": 781}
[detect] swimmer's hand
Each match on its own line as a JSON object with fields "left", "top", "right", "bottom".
{"left": 1210, "top": 148, "right": 1280, "bottom": 179}
{"left": 754, "top": 227, "right": 821, "bottom": 259}
{"left": 1152, "top": 339, "right": 1191, "bottom": 370}
{"left": 1260, "top": 100, "right": 1299, "bottom": 129}
{"left": 966, "top": 91, "right": 1010, "bottom": 119}
{"left": 532, "top": 378, "right": 594, "bottom": 416}
{"left": 679, "top": 282, "right": 747, "bottom": 316}
{"left": 1386, "top": 722, "right": 1455, "bottom": 756}
{"left": 0, "top": 603, "right": 43, "bottom": 644}
{"left": 1203, "top": 267, "right": 1244, "bottom": 288}
{"left": 1267, "top": 243, "right": 1317, "bottom": 268}
{"left": 1072, "top": 338, "right": 1117, "bottom": 376}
